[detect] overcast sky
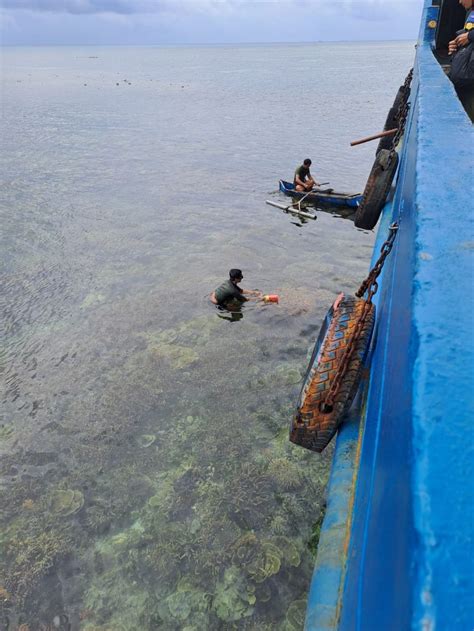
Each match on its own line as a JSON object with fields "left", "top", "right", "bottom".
{"left": 1, "top": 0, "right": 423, "bottom": 46}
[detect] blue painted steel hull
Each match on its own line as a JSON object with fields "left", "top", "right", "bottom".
{"left": 304, "top": 3, "right": 474, "bottom": 630}
{"left": 279, "top": 180, "right": 362, "bottom": 208}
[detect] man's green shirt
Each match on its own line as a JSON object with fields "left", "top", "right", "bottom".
{"left": 294, "top": 164, "right": 310, "bottom": 184}
{"left": 214, "top": 279, "right": 245, "bottom": 305}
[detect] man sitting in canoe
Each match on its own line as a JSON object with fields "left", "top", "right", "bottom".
{"left": 294, "top": 158, "right": 321, "bottom": 192}
{"left": 210, "top": 269, "right": 262, "bottom": 307}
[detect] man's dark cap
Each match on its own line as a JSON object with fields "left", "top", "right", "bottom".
{"left": 303, "top": 158, "right": 312, "bottom": 166}
{"left": 229, "top": 268, "right": 243, "bottom": 280}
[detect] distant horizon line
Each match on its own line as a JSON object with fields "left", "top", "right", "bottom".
{"left": 1, "top": 38, "right": 416, "bottom": 48}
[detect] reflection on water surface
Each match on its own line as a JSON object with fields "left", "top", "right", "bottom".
{"left": 0, "top": 42, "right": 413, "bottom": 629}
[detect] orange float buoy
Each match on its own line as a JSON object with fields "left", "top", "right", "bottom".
{"left": 263, "top": 294, "right": 279, "bottom": 303}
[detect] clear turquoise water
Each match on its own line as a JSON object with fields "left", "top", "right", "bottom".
{"left": 0, "top": 42, "right": 414, "bottom": 630}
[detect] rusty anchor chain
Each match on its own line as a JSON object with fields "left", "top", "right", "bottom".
{"left": 320, "top": 223, "right": 399, "bottom": 413}
{"left": 356, "top": 223, "right": 399, "bottom": 300}
{"left": 390, "top": 68, "right": 413, "bottom": 151}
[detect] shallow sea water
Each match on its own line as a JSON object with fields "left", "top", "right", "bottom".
{"left": 1, "top": 42, "right": 414, "bottom": 630}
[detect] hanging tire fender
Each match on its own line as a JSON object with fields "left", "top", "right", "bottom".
{"left": 376, "top": 84, "right": 410, "bottom": 154}
{"left": 354, "top": 149, "right": 399, "bottom": 230}
{"left": 290, "top": 294, "right": 375, "bottom": 453}
{"left": 392, "top": 84, "right": 408, "bottom": 115}
{"left": 376, "top": 106, "right": 398, "bottom": 154}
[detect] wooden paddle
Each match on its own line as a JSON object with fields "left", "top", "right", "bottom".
{"left": 298, "top": 182, "right": 333, "bottom": 193}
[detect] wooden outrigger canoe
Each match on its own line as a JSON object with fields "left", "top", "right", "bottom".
{"left": 279, "top": 180, "right": 362, "bottom": 208}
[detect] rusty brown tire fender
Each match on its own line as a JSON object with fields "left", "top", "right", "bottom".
{"left": 290, "top": 295, "right": 375, "bottom": 453}
{"left": 354, "top": 149, "right": 399, "bottom": 230}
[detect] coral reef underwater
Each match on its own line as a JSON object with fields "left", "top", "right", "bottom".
{"left": 1, "top": 309, "right": 332, "bottom": 630}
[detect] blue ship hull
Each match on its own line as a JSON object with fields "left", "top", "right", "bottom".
{"left": 304, "top": 2, "right": 474, "bottom": 630}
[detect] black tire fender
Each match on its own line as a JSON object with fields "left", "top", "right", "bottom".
{"left": 354, "top": 149, "right": 399, "bottom": 230}
{"left": 290, "top": 295, "right": 375, "bottom": 453}
{"left": 376, "top": 106, "right": 398, "bottom": 153}
{"left": 376, "top": 85, "right": 410, "bottom": 154}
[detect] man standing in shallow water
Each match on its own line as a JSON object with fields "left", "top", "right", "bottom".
{"left": 211, "top": 269, "right": 262, "bottom": 307}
